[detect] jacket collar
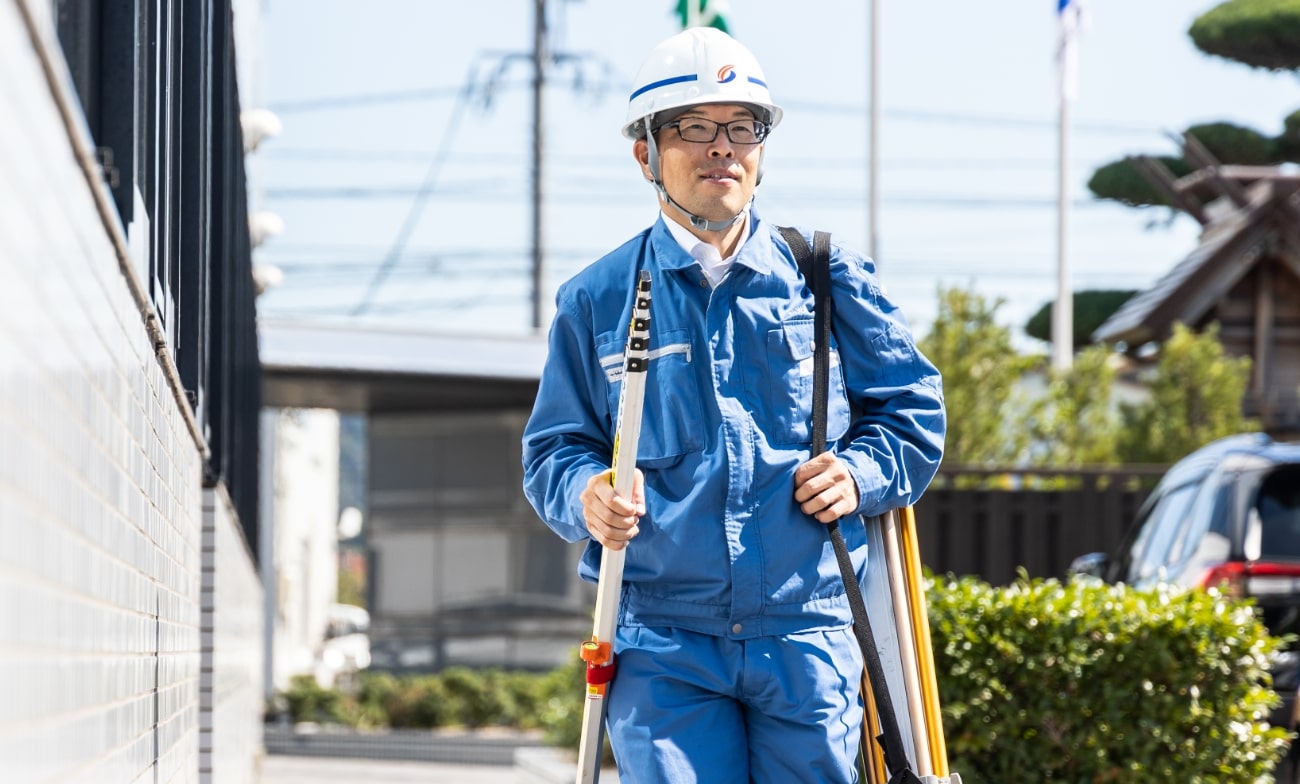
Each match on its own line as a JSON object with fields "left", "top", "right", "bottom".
{"left": 649, "top": 206, "right": 776, "bottom": 277}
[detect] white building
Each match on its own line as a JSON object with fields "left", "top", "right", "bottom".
{"left": 260, "top": 407, "right": 343, "bottom": 694}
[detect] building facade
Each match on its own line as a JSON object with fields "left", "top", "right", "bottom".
{"left": 260, "top": 324, "right": 595, "bottom": 674}
{"left": 1, "top": 0, "right": 264, "bottom": 780}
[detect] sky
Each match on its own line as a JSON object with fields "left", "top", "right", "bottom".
{"left": 249, "top": 0, "right": 1299, "bottom": 351}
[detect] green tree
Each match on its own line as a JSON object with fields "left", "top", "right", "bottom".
{"left": 1089, "top": 122, "right": 1294, "bottom": 207}
{"left": 1189, "top": 0, "right": 1300, "bottom": 70}
{"left": 1024, "top": 289, "right": 1138, "bottom": 349}
{"left": 1087, "top": 156, "right": 1193, "bottom": 209}
{"left": 1088, "top": 0, "right": 1300, "bottom": 207}
{"left": 1117, "top": 322, "right": 1258, "bottom": 463}
{"left": 919, "top": 286, "right": 1035, "bottom": 466}
{"left": 1027, "top": 345, "right": 1121, "bottom": 467}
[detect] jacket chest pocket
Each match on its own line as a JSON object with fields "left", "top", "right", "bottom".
{"left": 764, "top": 318, "right": 850, "bottom": 447}
{"left": 597, "top": 328, "right": 704, "bottom": 467}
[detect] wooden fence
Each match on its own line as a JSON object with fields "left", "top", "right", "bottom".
{"left": 912, "top": 466, "right": 1169, "bottom": 585}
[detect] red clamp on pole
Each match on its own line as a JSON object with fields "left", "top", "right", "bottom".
{"left": 580, "top": 637, "right": 617, "bottom": 697}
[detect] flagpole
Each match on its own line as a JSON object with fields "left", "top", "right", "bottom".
{"left": 1053, "top": 0, "right": 1076, "bottom": 372}
{"left": 1053, "top": 84, "right": 1072, "bottom": 371}
{"left": 868, "top": 0, "right": 880, "bottom": 268}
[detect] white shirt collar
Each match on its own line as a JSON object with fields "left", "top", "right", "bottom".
{"left": 661, "top": 206, "right": 752, "bottom": 286}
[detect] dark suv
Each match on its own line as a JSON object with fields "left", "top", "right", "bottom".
{"left": 1071, "top": 432, "right": 1300, "bottom": 777}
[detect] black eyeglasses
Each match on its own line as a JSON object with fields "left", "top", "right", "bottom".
{"left": 658, "top": 118, "right": 770, "bottom": 145}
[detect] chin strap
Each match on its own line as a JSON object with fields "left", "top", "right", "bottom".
{"left": 659, "top": 184, "right": 746, "bottom": 232}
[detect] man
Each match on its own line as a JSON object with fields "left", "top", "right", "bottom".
{"left": 522, "top": 27, "right": 945, "bottom": 784}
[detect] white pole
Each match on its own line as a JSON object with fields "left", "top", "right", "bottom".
{"left": 868, "top": 0, "right": 880, "bottom": 267}
{"left": 1053, "top": 1, "right": 1079, "bottom": 372}
{"left": 1053, "top": 93, "right": 1072, "bottom": 371}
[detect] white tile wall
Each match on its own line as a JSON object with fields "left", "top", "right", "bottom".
{"left": 200, "top": 488, "right": 265, "bottom": 784}
{"left": 0, "top": 3, "right": 257, "bottom": 782}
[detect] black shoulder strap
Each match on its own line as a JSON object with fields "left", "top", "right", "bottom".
{"left": 778, "top": 226, "right": 921, "bottom": 784}
{"left": 778, "top": 227, "right": 832, "bottom": 450}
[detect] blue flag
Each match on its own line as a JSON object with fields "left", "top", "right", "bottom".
{"left": 1057, "top": 0, "right": 1085, "bottom": 103}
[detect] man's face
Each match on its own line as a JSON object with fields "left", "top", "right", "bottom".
{"left": 634, "top": 103, "right": 763, "bottom": 229}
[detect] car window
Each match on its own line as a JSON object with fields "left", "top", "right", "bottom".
{"left": 1168, "top": 473, "right": 1232, "bottom": 567}
{"left": 1165, "top": 474, "right": 1235, "bottom": 586}
{"left": 1253, "top": 466, "right": 1300, "bottom": 560}
{"left": 1109, "top": 494, "right": 1160, "bottom": 582}
{"left": 1129, "top": 482, "right": 1200, "bottom": 585}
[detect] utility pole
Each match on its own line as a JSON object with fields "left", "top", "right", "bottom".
{"left": 531, "top": 0, "right": 547, "bottom": 332}
{"left": 349, "top": 0, "right": 603, "bottom": 327}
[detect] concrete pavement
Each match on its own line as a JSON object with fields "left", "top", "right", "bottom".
{"left": 258, "top": 749, "right": 619, "bottom": 784}
{"left": 259, "top": 755, "right": 518, "bottom": 783}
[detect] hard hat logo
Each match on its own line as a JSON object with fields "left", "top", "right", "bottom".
{"left": 716, "top": 65, "right": 736, "bottom": 84}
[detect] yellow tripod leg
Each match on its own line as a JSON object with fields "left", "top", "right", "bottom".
{"left": 882, "top": 509, "right": 932, "bottom": 777}
{"left": 860, "top": 669, "right": 888, "bottom": 784}
{"left": 899, "top": 505, "right": 950, "bottom": 777}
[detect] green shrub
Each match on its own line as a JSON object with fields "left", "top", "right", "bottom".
{"left": 281, "top": 674, "right": 345, "bottom": 725}
{"left": 377, "top": 673, "right": 453, "bottom": 728}
{"left": 438, "top": 666, "right": 510, "bottom": 728}
{"left": 496, "top": 668, "right": 560, "bottom": 730}
{"left": 927, "top": 573, "right": 1291, "bottom": 783}
{"left": 334, "top": 671, "right": 394, "bottom": 729}
{"left": 536, "top": 657, "right": 587, "bottom": 749}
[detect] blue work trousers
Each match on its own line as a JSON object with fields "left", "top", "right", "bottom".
{"left": 606, "top": 625, "right": 863, "bottom": 783}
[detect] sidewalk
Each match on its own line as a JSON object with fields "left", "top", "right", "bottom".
{"left": 259, "top": 751, "right": 620, "bottom": 783}
{"left": 260, "top": 755, "right": 515, "bottom": 783}
{"left": 256, "top": 727, "right": 620, "bottom": 783}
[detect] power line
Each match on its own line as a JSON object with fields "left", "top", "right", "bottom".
{"left": 349, "top": 66, "right": 483, "bottom": 316}
{"left": 269, "top": 83, "right": 498, "bottom": 113}
{"left": 784, "top": 100, "right": 1162, "bottom": 136}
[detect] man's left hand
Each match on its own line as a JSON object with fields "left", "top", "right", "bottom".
{"left": 793, "top": 452, "right": 859, "bottom": 524}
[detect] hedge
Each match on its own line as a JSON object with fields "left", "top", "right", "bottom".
{"left": 929, "top": 574, "right": 1291, "bottom": 783}
{"left": 273, "top": 576, "right": 1292, "bottom": 780}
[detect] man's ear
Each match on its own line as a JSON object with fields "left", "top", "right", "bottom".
{"left": 632, "top": 139, "right": 653, "bottom": 182}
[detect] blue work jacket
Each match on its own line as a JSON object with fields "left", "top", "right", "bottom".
{"left": 522, "top": 210, "right": 946, "bottom": 639}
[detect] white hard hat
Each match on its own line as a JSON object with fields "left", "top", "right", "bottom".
{"left": 622, "top": 27, "right": 784, "bottom": 140}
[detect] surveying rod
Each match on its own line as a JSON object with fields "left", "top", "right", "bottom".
{"left": 575, "top": 271, "right": 652, "bottom": 784}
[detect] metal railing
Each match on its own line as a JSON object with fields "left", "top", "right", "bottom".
{"left": 55, "top": 0, "right": 262, "bottom": 549}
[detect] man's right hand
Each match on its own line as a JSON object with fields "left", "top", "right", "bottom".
{"left": 579, "top": 468, "right": 645, "bottom": 550}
